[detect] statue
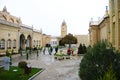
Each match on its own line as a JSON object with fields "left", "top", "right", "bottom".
{"left": 4, "top": 55, "right": 10, "bottom": 71}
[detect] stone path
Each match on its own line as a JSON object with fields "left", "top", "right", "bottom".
{"left": 12, "top": 52, "right": 82, "bottom": 80}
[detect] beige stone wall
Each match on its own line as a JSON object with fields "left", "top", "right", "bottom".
{"left": 89, "top": 11, "right": 109, "bottom": 46}
{"left": 89, "top": 25, "right": 100, "bottom": 46}
{"left": 99, "top": 19, "right": 108, "bottom": 41}
{"left": 75, "top": 35, "right": 89, "bottom": 47}
{"left": 0, "top": 22, "right": 43, "bottom": 55}
{"left": 99, "top": 16, "right": 110, "bottom": 42}
{"left": 42, "top": 34, "right": 51, "bottom": 47}
{"left": 33, "top": 31, "right": 42, "bottom": 48}
{"left": 109, "top": 0, "right": 120, "bottom": 50}
{"left": 100, "top": 27, "right": 107, "bottom": 40}
{"left": 0, "top": 23, "right": 19, "bottom": 54}
{"left": 0, "top": 24, "right": 43, "bottom": 55}
{"left": 0, "top": 7, "right": 43, "bottom": 55}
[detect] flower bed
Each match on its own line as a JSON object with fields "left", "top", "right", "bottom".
{"left": 54, "top": 50, "right": 70, "bottom": 60}
{"left": 0, "top": 66, "right": 43, "bottom": 80}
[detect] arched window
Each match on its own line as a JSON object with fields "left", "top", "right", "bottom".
{"left": 39, "top": 40, "right": 41, "bottom": 47}
{"left": 33, "top": 40, "right": 35, "bottom": 47}
{"left": 2, "top": 15, "right": 7, "bottom": 20}
{"left": 16, "top": 20, "right": 19, "bottom": 24}
{"left": 9, "top": 18, "right": 14, "bottom": 23}
{"left": 7, "top": 39, "right": 11, "bottom": 49}
{"left": 0, "top": 39, "right": 5, "bottom": 49}
{"left": 13, "top": 40, "right": 16, "bottom": 49}
{"left": 36, "top": 40, "right": 38, "bottom": 47}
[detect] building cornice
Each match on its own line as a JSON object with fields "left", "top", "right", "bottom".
{"left": 0, "top": 18, "right": 19, "bottom": 27}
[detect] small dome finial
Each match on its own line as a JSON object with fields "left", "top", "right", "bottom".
{"left": 40, "top": 28, "right": 42, "bottom": 33}
{"left": 62, "top": 20, "right": 66, "bottom": 26}
{"left": 3, "top": 6, "right": 7, "bottom": 12}
{"left": 106, "top": 6, "right": 108, "bottom": 11}
{"left": 91, "top": 18, "right": 93, "bottom": 22}
{"left": 105, "top": 6, "right": 109, "bottom": 16}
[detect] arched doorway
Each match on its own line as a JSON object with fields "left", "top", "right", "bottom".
{"left": 26, "top": 35, "right": 32, "bottom": 48}
{"left": 20, "top": 34, "right": 25, "bottom": 50}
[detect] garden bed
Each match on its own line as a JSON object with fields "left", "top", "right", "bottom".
{"left": 0, "top": 66, "right": 43, "bottom": 80}
{"left": 54, "top": 55, "right": 71, "bottom": 60}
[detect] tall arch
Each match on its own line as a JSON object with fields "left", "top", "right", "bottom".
{"left": 26, "top": 35, "right": 32, "bottom": 48}
{"left": 20, "top": 34, "right": 25, "bottom": 50}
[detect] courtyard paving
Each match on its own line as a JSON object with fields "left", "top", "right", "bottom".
{"left": 11, "top": 50, "right": 82, "bottom": 80}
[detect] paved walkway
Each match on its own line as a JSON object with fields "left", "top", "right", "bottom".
{"left": 11, "top": 51, "right": 82, "bottom": 80}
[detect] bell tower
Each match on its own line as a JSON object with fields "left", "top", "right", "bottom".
{"left": 61, "top": 20, "right": 67, "bottom": 37}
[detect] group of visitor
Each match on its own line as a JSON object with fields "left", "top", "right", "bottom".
{"left": 42, "top": 46, "right": 58, "bottom": 55}
{"left": 42, "top": 44, "right": 87, "bottom": 56}
{"left": 77, "top": 44, "right": 87, "bottom": 55}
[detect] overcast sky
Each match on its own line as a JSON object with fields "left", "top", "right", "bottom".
{"left": 0, "top": 0, "right": 108, "bottom": 36}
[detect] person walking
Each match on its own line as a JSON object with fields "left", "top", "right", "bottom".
{"left": 67, "top": 48, "right": 71, "bottom": 55}
{"left": 49, "top": 46, "right": 53, "bottom": 55}
{"left": 43, "top": 47, "right": 46, "bottom": 55}
{"left": 77, "top": 44, "right": 83, "bottom": 55}
{"left": 55, "top": 46, "right": 58, "bottom": 54}
{"left": 82, "top": 44, "right": 87, "bottom": 54}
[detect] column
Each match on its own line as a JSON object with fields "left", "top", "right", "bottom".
{"left": 109, "top": 0, "right": 115, "bottom": 46}
{"left": 18, "top": 31, "right": 20, "bottom": 50}
{"left": 116, "top": 0, "right": 120, "bottom": 50}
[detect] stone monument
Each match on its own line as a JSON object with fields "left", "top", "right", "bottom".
{"left": 4, "top": 56, "right": 10, "bottom": 70}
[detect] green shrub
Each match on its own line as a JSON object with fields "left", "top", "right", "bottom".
{"left": 98, "top": 65, "right": 117, "bottom": 80}
{"left": 6, "top": 50, "right": 10, "bottom": 57}
{"left": 55, "top": 52, "right": 63, "bottom": 56}
{"left": 18, "top": 61, "right": 27, "bottom": 69}
{"left": 11, "top": 49, "right": 14, "bottom": 54}
{"left": 79, "top": 41, "right": 120, "bottom": 80}
{"left": 18, "top": 48, "right": 22, "bottom": 56}
{"left": 26, "top": 50, "right": 29, "bottom": 60}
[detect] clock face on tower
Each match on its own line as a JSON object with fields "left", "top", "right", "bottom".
{"left": 62, "top": 27, "right": 64, "bottom": 31}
